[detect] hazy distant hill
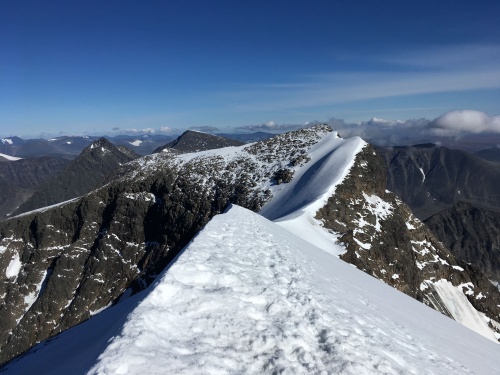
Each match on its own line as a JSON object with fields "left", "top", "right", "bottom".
{"left": 474, "top": 147, "right": 500, "bottom": 163}
{"left": 0, "top": 157, "right": 70, "bottom": 220}
{"left": 0, "top": 134, "right": 175, "bottom": 159}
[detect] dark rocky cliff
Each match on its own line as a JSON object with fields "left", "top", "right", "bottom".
{"left": 425, "top": 202, "right": 500, "bottom": 281}
{"left": 317, "top": 145, "right": 500, "bottom": 335}
{"left": 376, "top": 144, "right": 500, "bottom": 220}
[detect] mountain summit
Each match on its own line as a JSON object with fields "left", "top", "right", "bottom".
{"left": 153, "top": 130, "right": 244, "bottom": 154}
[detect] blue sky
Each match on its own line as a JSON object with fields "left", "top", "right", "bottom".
{"left": 1, "top": 0, "right": 500, "bottom": 137}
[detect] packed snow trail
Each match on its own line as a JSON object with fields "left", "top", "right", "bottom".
{"left": 86, "top": 206, "right": 498, "bottom": 375}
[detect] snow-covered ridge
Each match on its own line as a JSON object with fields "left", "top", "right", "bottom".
{"left": 5, "top": 206, "right": 499, "bottom": 374}
{"left": 121, "top": 125, "right": 338, "bottom": 210}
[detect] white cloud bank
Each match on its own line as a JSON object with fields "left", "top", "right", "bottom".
{"left": 433, "top": 110, "right": 500, "bottom": 135}
{"left": 304, "top": 110, "right": 500, "bottom": 147}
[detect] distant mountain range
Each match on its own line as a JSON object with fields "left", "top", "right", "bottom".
{"left": 0, "top": 132, "right": 275, "bottom": 160}
{"left": 425, "top": 202, "right": 500, "bottom": 281}
{"left": 0, "top": 135, "right": 173, "bottom": 158}
{"left": 474, "top": 147, "right": 500, "bottom": 163}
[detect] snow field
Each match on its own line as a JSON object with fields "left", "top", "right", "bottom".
{"left": 87, "top": 206, "right": 499, "bottom": 374}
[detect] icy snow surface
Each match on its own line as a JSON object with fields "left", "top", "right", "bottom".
{"left": 6, "top": 205, "right": 499, "bottom": 374}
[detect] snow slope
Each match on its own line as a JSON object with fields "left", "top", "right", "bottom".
{"left": 0, "top": 153, "right": 22, "bottom": 161}
{"left": 4, "top": 205, "right": 499, "bottom": 374}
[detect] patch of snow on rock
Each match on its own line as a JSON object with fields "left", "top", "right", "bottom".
{"left": 5, "top": 252, "right": 22, "bottom": 279}
{"left": 0, "top": 152, "right": 22, "bottom": 161}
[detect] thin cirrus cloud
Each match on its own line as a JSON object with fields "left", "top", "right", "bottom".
{"left": 224, "top": 44, "right": 500, "bottom": 113}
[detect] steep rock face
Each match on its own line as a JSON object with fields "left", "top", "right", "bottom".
{"left": 0, "top": 157, "right": 70, "bottom": 220}
{"left": 0, "top": 126, "right": 331, "bottom": 364}
{"left": 316, "top": 145, "right": 500, "bottom": 339}
{"left": 153, "top": 130, "right": 244, "bottom": 154}
{"left": 425, "top": 202, "right": 500, "bottom": 281}
{"left": 12, "top": 138, "right": 138, "bottom": 216}
{"left": 376, "top": 144, "right": 500, "bottom": 219}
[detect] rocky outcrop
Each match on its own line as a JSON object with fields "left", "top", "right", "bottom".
{"left": 0, "top": 126, "right": 331, "bottom": 365}
{"left": 376, "top": 144, "right": 500, "bottom": 219}
{"left": 153, "top": 130, "right": 244, "bottom": 154}
{"left": 424, "top": 202, "right": 500, "bottom": 281}
{"left": 316, "top": 145, "right": 500, "bottom": 339}
{"left": 12, "top": 138, "right": 138, "bottom": 216}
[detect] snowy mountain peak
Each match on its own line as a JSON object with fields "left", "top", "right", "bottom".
{"left": 87, "top": 137, "right": 115, "bottom": 153}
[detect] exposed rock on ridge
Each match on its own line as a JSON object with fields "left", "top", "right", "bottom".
{"left": 317, "top": 145, "right": 500, "bottom": 340}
